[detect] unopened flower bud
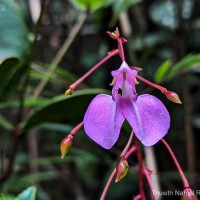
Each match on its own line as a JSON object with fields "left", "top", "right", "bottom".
{"left": 60, "top": 134, "right": 73, "bottom": 159}
{"left": 181, "top": 188, "right": 198, "bottom": 200}
{"left": 65, "top": 88, "right": 73, "bottom": 95}
{"left": 165, "top": 91, "right": 182, "bottom": 104}
{"left": 115, "top": 158, "right": 129, "bottom": 183}
{"left": 107, "top": 31, "right": 118, "bottom": 40}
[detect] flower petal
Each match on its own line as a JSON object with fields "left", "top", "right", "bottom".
{"left": 84, "top": 94, "right": 125, "bottom": 149}
{"left": 120, "top": 95, "right": 170, "bottom": 146}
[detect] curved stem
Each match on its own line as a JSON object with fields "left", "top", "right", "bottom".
{"left": 100, "top": 145, "right": 136, "bottom": 200}
{"left": 136, "top": 75, "right": 167, "bottom": 94}
{"left": 135, "top": 137, "right": 146, "bottom": 200}
{"left": 66, "top": 49, "right": 119, "bottom": 94}
{"left": 120, "top": 130, "right": 134, "bottom": 157}
{"left": 70, "top": 122, "right": 84, "bottom": 136}
{"left": 118, "top": 38, "right": 125, "bottom": 61}
{"left": 100, "top": 168, "right": 116, "bottom": 200}
{"left": 161, "top": 139, "right": 190, "bottom": 188}
{"left": 143, "top": 168, "right": 157, "bottom": 200}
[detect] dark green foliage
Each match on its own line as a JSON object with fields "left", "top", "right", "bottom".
{"left": 0, "top": 0, "right": 199, "bottom": 199}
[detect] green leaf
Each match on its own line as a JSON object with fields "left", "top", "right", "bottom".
{"left": 21, "top": 89, "right": 109, "bottom": 131}
{"left": 17, "top": 187, "right": 36, "bottom": 200}
{"left": 0, "top": 97, "right": 48, "bottom": 109}
{"left": 0, "top": 0, "right": 29, "bottom": 60}
{"left": 167, "top": 54, "right": 200, "bottom": 79}
{"left": 0, "top": 194, "right": 17, "bottom": 200}
{"left": 69, "top": 0, "right": 107, "bottom": 12}
{"left": 0, "top": 58, "right": 20, "bottom": 99}
{"left": 0, "top": 114, "right": 13, "bottom": 130}
{"left": 30, "top": 63, "right": 81, "bottom": 88}
{"left": 34, "top": 122, "right": 73, "bottom": 133}
{"left": 154, "top": 60, "right": 172, "bottom": 83}
{"left": 0, "top": 0, "right": 30, "bottom": 99}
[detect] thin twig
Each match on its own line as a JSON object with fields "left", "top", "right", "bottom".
{"left": 33, "top": 11, "right": 88, "bottom": 99}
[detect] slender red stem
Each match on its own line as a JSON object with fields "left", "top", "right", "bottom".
{"left": 136, "top": 75, "right": 167, "bottom": 94}
{"left": 161, "top": 139, "right": 190, "bottom": 188}
{"left": 66, "top": 49, "right": 119, "bottom": 93}
{"left": 118, "top": 38, "right": 125, "bottom": 61}
{"left": 135, "top": 137, "right": 146, "bottom": 200}
{"left": 120, "top": 130, "right": 134, "bottom": 158}
{"left": 100, "top": 145, "right": 136, "bottom": 200}
{"left": 124, "top": 146, "right": 137, "bottom": 159}
{"left": 143, "top": 168, "right": 157, "bottom": 200}
{"left": 100, "top": 168, "right": 116, "bottom": 200}
{"left": 70, "top": 122, "right": 84, "bottom": 136}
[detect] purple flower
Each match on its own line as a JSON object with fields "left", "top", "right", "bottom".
{"left": 84, "top": 62, "right": 170, "bottom": 149}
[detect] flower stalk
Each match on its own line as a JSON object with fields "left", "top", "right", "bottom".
{"left": 136, "top": 75, "right": 182, "bottom": 104}
{"left": 161, "top": 139, "right": 190, "bottom": 188}
{"left": 100, "top": 132, "right": 136, "bottom": 200}
{"left": 60, "top": 122, "right": 83, "bottom": 159}
{"left": 135, "top": 137, "right": 146, "bottom": 200}
{"left": 143, "top": 168, "right": 157, "bottom": 200}
{"left": 65, "top": 49, "right": 119, "bottom": 95}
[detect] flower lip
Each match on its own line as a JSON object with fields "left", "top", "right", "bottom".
{"left": 111, "top": 62, "right": 138, "bottom": 101}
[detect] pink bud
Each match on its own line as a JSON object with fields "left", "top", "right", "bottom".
{"left": 115, "top": 158, "right": 129, "bottom": 183}
{"left": 165, "top": 91, "right": 182, "bottom": 104}
{"left": 60, "top": 134, "right": 73, "bottom": 159}
{"left": 181, "top": 188, "right": 198, "bottom": 200}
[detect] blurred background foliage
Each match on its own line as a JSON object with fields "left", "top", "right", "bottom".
{"left": 0, "top": 0, "right": 200, "bottom": 199}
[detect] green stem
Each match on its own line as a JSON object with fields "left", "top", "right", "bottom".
{"left": 33, "top": 11, "right": 88, "bottom": 99}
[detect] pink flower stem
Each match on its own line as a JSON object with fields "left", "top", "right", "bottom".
{"left": 100, "top": 168, "right": 116, "bottom": 200}
{"left": 66, "top": 49, "right": 119, "bottom": 94}
{"left": 118, "top": 38, "right": 125, "bottom": 61}
{"left": 125, "top": 146, "right": 137, "bottom": 159}
{"left": 143, "top": 168, "right": 157, "bottom": 200}
{"left": 70, "top": 122, "right": 84, "bottom": 136}
{"left": 133, "top": 194, "right": 141, "bottom": 200}
{"left": 135, "top": 137, "right": 146, "bottom": 200}
{"left": 100, "top": 145, "right": 136, "bottom": 200}
{"left": 161, "top": 139, "right": 190, "bottom": 188}
{"left": 136, "top": 75, "right": 167, "bottom": 94}
{"left": 120, "top": 130, "right": 134, "bottom": 158}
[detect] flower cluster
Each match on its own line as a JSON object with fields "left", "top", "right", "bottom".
{"left": 59, "top": 28, "right": 192, "bottom": 200}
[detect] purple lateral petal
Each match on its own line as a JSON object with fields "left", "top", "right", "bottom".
{"left": 84, "top": 94, "right": 125, "bottom": 149}
{"left": 120, "top": 95, "right": 170, "bottom": 146}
